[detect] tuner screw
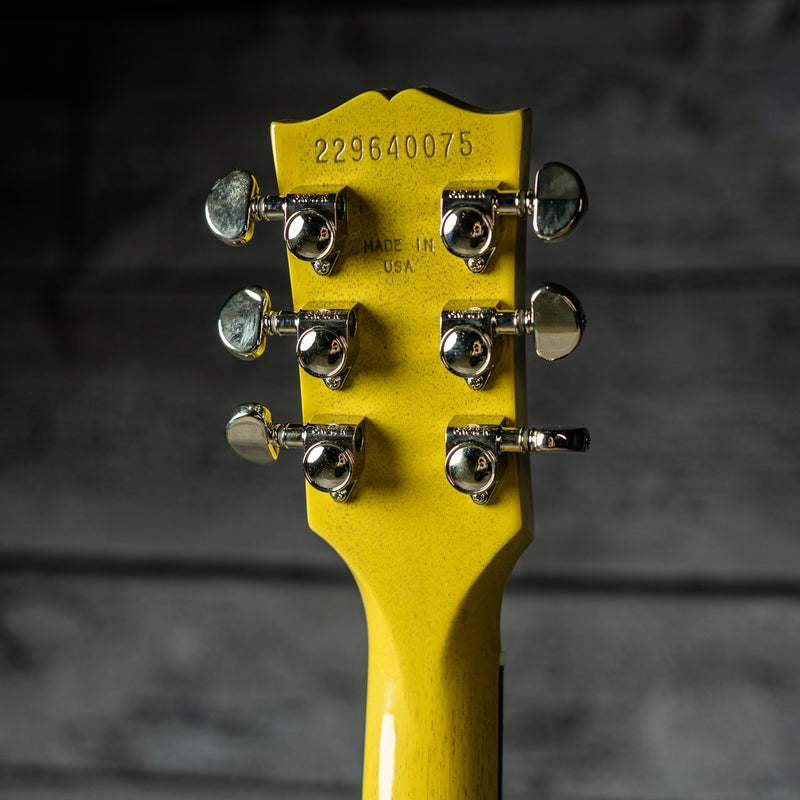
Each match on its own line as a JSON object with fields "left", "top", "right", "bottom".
{"left": 218, "top": 287, "right": 359, "bottom": 390}
{"left": 226, "top": 404, "right": 365, "bottom": 502}
{"left": 439, "top": 283, "right": 586, "bottom": 389}
{"left": 312, "top": 259, "right": 333, "bottom": 277}
{"left": 205, "top": 170, "right": 348, "bottom": 275}
{"left": 445, "top": 416, "right": 590, "bottom": 504}
{"left": 466, "top": 374, "right": 489, "bottom": 391}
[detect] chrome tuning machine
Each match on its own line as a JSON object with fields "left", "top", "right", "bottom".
{"left": 205, "top": 170, "right": 348, "bottom": 276}
{"left": 226, "top": 403, "right": 365, "bottom": 502}
{"left": 439, "top": 162, "right": 586, "bottom": 272}
{"left": 445, "top": 416, "right": 589, "bottom": 505}
{"left": 218, "top": 287, "right": 358, "bottom": 390}
{"left": 440, "top": 283, "right": 585, "bottom": 389}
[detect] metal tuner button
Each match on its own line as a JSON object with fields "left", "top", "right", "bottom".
{"left": 205, "top": 170, "right": 348, "bottom": 276}
{"left": 529, "top": 162, "right": 587, "bottom": 242}
{"left": 445, "top": 416, "right": 589, "bottom": 504}
{"left": 439, "top": 163, "right": 586, "bottom": 272}
{"left": 225, "top": 404, "right": 365, "bottom": 502}
{"left": 218, "top": 287, "right": 358, "bottom": 390}
{"left": 440, "top": 283, "right": 586, "bottom": 389}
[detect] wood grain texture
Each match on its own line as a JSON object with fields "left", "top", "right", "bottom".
{"left": 2, "top": 277, "right": 798, "bottom": 579}
{"left": 1, "top": 2, "right": 799, "bottom": 798}
{"left": 0, "top": 574, "right": 798, "bottom": 799}
{"left": 0, "top": 778, "right": 354, "bottom": 800}
{"left": 4, "top": 3, "right": 799, "bottom": 280}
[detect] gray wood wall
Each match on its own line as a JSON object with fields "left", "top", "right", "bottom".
{"left": 2, "top": 2, "right": 799, "bottom": 798}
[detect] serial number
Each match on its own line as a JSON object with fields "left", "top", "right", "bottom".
{"left": 315, "top": 131, "right": 473, "bottom": 163}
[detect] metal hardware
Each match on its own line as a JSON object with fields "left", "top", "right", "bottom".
{"left": 445, "top": 416, "right": 589, "bottom": 504}
{"left": 440, "top": 283, "right": 585, "bottom": 389}
{"left": 440, "top": 193, "right": 499, "bottom": 273}
{"left": 439, "top": 163, "right": 586, "bottom": 271}
{"left": 226, "top": 403, "right": 365, "bottom": 502}
{"left": 205, "top": 170, "right": 348, "bottom": 275}
{"left": 530, "top": 162, "right": 586, "bottom": 242}
{"left": 218, "top": 287, "right": 358, "bottom": 390}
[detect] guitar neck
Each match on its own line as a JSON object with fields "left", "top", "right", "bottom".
{"left": 269, "top": 90, "right": 533, "bottom": 798}
{"left": 355, "top": 533, "right": 525, "bottom": 800}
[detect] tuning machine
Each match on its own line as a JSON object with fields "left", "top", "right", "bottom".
{"left": 205, "top": 170, "right": 348, "bottom": 276}
{"left": 445, "top": 416, "right": 589, "bottom": 504}
{"left": 218, "top": 287, "right": 358, "bottom": 390}
{"left": 440, "top": 283, "right": 585, "bottom": 389}
{"left": 440, "top": 163, "right": 586, "bottom": 272}
{"left": 226, "top": 403, "right": 365, "bottom": 502}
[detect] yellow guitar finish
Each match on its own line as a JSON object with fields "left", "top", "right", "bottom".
{"left": 271, "top": 89, "right": 533, "bottom": 800}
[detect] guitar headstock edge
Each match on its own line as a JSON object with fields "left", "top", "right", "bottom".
{"left": 206, "top": 87, "right": 589, "bottom": 800}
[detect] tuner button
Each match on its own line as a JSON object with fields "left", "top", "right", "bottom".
{"left": 440, "top": 206, "right": 493, "bottom": 261}
{"left": 532, "top": 162, "right": 586, "bottom": 241}
{"left": 529, "top": 427, "right": 590, "bottom": 453}
{"left": 226, "top": 403, "right": 280, "bottom": 464}
{"left": 446, "top": 417, "right": 590, "bottom": 503}
{"left": 206, "top": 170, "right": 259, "bottom": 246}
{"left": 530, "top": 283, "right": 585, "bottom": 361}
{"left": 225, "top": 408, "right": 364, "bottom": 501}
{"left": 218, "top": 286, "right": 270, "bottom": 360}
{"left": 440, "top": 326, "right": 493, "bottom": 379}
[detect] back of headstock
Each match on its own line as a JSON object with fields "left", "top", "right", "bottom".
{"left": 206, "top": 88, "right": 588, "bottom": 800}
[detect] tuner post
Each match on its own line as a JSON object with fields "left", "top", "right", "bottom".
{"left": 439, "top": 283, "right": 586, "bottom": 389}
{"left": 445, "top": 416, "right": 590, "bottom": 504}
{"left": 295, "top": 300, "right": 359, "bottom": 390}
{"left": 205, "top": 170, "right": 348, "bottom": 275}
{"left": 439, "top": 187, "right": 508, "bottom": 273}
{"left": 218, "top": 287, "right": 359, "bottom": 390}
{"left": 226, "top": 404, "right": 365, "bottom": 502}
{"left": 284, "top": 188, "right": 348, "bottom": 276}
{"left": 439, "top": 163, "right": 586, "bottom": 271}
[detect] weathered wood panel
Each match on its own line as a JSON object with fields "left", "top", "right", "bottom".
{"left": 3, "top": 4, "right": 800, "bottom": 578}
{"left": 525, "top": 272, "right": 800, "bottom": 580}
{"left": 2, "top": 3, "right": 799, "bottom": 798}
{"left": 0, "top": 575, "right": 364, "bottom": 787}
{"left": 0, "top": 779, "right": 351, "bottom": 800}
{"left": 502, "top": 586, "right": 800, "bottom": 800}
{"left": 4, "top": 3, "right": 800, "bottom": 281}
{"left": 0, "top": 574, "right": 797, "bottom": 799}
{"left": 2, "top": 276, "right": 799, "bottom": 579}
{"left": 0, "top": 782, "right": 319, "bottom": 800}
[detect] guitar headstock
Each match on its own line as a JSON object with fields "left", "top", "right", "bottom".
{"left": 206, "top": 88, "right": 588, "bottom": 799}
{"left": 207, "top": 86, "right": 587, "bottom": 544}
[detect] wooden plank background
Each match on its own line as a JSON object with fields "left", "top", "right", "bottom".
{"left": 1, "top": 2, "right": 799, "bottom": 798}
